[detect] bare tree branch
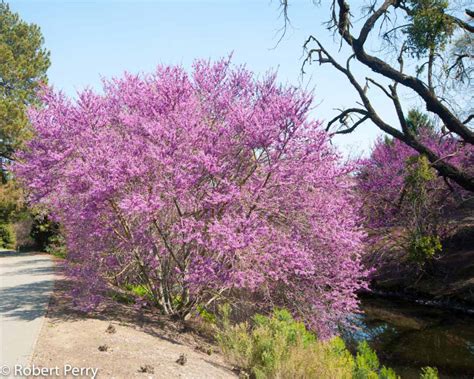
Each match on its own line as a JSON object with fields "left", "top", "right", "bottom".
{"left": 463, "top": 114, "right": 474, "bottom": 125}
{"left": 302, "top": 36, "right": 474, "bottom": 191}
{"left": 366, "top": 77, "right": 393, "bottom": 99}
{"left": 288, "top": 0, "right": 474, "bottom": 190}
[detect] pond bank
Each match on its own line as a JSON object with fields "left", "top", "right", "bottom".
{"left": 344, "top": 295, "right": 474, "bottom": 378}
{"left": 367, "top": 220, "right": 474, "bottom": 307}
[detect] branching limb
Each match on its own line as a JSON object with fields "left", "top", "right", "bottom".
{"left": 366, "top": 77, "right": 393, "bottom": 99}
{"left": 304, "top": 37, "right": 474, "bottom": 190}
{"left": 325, "top": 1, "right": 474, "bottom": 144}
{"left": 326, "top": 108, "right": 369, "bottom": 134}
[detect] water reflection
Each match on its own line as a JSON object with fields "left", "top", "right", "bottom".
{"left": 343, "top": 296, "right": 474, "bottom": 379}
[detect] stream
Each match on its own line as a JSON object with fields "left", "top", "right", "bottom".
{"left": 343, "top": 296, "right": 474, "bottom": 378}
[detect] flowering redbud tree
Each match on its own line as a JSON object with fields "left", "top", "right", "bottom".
{"left": 16, "top": 59, "right": 367, "bottom": 337}
{"left": 358, "top": 125, "right": 473, "bottom": 263}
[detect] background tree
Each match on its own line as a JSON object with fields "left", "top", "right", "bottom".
{"left": 280, "top": 0, "right": 474, "bottom": 191}
{"left": 357, "top": 108, "right": 472, "bottom": 266}
{"left": 405, "top": 108, "right": 435, "bottom": 134}
{"left": 0, "top": 2, "right": 50, "bottom": 165}
{"left": 0, "top": 2, "right": 50, "bottom": 249}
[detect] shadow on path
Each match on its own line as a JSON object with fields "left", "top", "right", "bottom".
{"left": 0, "top": 279, "right": 56, "bottom": 321}
{"left": 1, "top": 265, "right": 57, "bottom": 277}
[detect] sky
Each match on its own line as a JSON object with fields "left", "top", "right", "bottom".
{"left": 9, "top": 0, "right": 398, "bottom": 157}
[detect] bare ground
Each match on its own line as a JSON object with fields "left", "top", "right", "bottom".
{"left": 31, "top": 268, "right": 236, "bottom": 379}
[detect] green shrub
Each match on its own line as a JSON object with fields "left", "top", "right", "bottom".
{"left": 216, "top": 307, "right": 353, "bottom": 378}
{"left": 420, "top": 366, "right": 439, "bottom": 379}
{"left": 0, "top": 222, "right": 16, "bottom": 249}
{"left": 124, "top": 283, "right": 150, "bottom": 298}
{"left": 44, "top": 233, "right": 67, "bottom": 258}
{"left": 354, "top": 341, "right": 398, "bottom": 379}
{"left": 216, "top": 307, "right": 438, "bottom": 379}
{"left": 30, "top": 210, "right": 63, "bottom": 253}
{"left": 0, "top": 180, "right": 24, "bottom": 222}
{"left": 280, "top": 336, "right": 355, "bottom": 379}
{"left": 408, "top": 233, "right": 442, "bottom": 262}
{"left": 402, "top": 155, "right": 444, "bottom": 265}
{"left": 197, "top": 305, "right": 217, "bottom": 324}
{"left": 110, "top": 291, "right": 134, "bottom": 305}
